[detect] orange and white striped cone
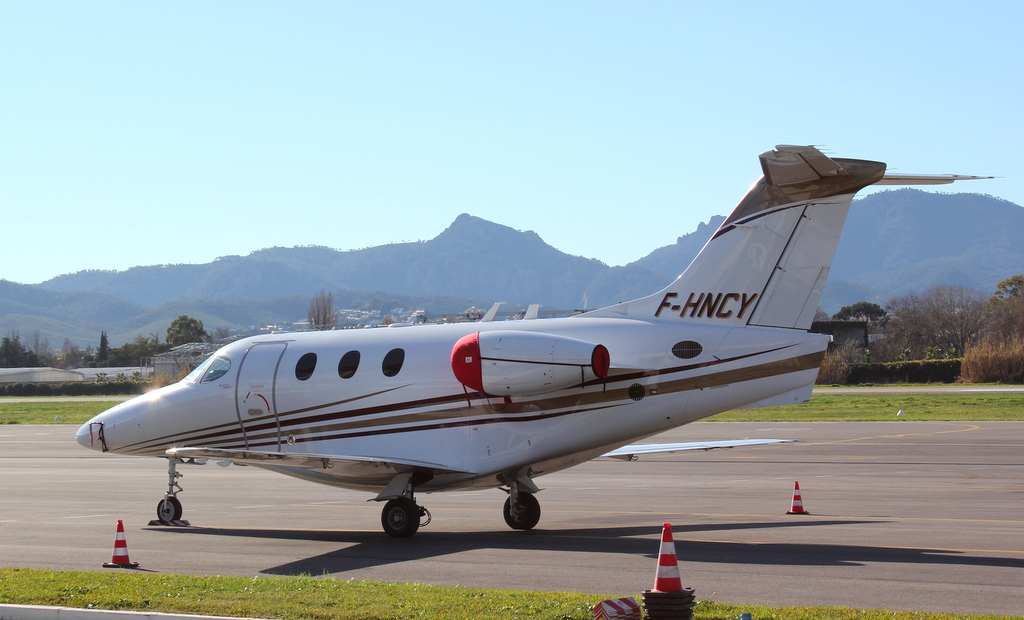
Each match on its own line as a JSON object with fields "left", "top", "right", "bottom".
{"left": 102, "top": 520, "right": 139, "bottom": 568}
{"left": 787, "top": 481, "right": 809, "bottom": 515}
{"left": 651, "top": 523, "right": 683, "bottom": 592}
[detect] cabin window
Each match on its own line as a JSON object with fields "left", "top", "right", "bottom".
{"left": 338, "top": 350, "right": 360, "bottom": 379}
{"left": 382, "top": 348, "right": 405, "bottom": 377}
{"left": 200, "top": 356, "right": 232, "bottom": 384}
{"left": 671, "top": 341, "right": 703, "bottom": 359}
{"left": 295, "top": 352, "right": 318, "bottom": 381}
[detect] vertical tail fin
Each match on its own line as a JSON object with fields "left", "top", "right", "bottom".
{"left": 591, "top": 146, "right": 886, "bottom": 329}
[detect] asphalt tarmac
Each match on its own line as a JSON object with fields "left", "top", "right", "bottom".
{"left": 2, "top": 421, "right": 1022, "bottom": 615}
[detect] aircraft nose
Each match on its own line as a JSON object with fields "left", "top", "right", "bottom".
{"left": 76, "top": 420, "right": 104, "bottom": 451}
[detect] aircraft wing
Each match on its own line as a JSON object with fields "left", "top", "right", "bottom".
{"left": 601, "top": 438, "right": 794, "bottom": 461}
{"left": 166, "top": 447, "right": 473, "bottom": 475}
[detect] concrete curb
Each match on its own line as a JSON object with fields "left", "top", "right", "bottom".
{"left": 0, "top": 605, "right": 270, "bottom": 620}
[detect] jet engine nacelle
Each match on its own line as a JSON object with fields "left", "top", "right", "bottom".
{"left": 451, "top": 330, "right": 610, "bottom": 397}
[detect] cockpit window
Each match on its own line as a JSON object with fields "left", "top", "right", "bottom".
{"left": 200, "top": 356, "right": 232, "bottom": 384}
{"left": 184, "top": 356, "right": 215, "bottom": 383}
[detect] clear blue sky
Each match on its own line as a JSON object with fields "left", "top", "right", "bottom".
{"left": 2, "top": 1, "right": 1020, "bottom": 285}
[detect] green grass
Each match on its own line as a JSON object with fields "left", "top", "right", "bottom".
{"left": 0, "top": 569, "right": 1018, "bottom": 620}
{"left": 0, "top": 400, "right": 117, "bottom": 425}
{"left": 3, "top": 390, "right": 1024, "bottom": 425}
{"left": 709, "top": 392, "right": 1024, "bottom": 422}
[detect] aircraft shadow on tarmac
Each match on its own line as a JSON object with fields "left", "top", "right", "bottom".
{"left": 144, "top": 520, "right": 1024, "bottom": 576}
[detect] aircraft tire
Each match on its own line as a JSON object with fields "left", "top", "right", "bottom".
{"left": 381, "top": 498, "right": 420, "bottom": 538}
{"left": 157, "top": 496, "right": 183, "bottom": 522}
{"left": 503, "top": 492, "right": 541, "bottom": 530}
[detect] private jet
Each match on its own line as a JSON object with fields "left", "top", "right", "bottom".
{"left": 77, "top": 145, "right": 989, "bottom": 536}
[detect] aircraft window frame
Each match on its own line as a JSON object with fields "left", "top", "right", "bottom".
{"left": 199, "top": 356, "right": 232, "bottom": 384}
{"left": 295, "top": 352, "right": 318, "bottom": 381}
{"left": 338, "top": 350, "right": 361, "bottom": 379}
{"left": 381, "top": 348, "right": 405, "bottom": 377}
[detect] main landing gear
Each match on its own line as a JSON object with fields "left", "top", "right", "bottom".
{"left": 375, "top": 471, "right": 544, "bottom": 537}
{"left": 380, "top": 497, "right": 431, "bottom": 538}
{"left": 503, "top": 489, "right": 541, "bottom": 530}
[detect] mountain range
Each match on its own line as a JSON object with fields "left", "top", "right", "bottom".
{"left": 2, "top": 188, "right": 1022, "bottom": 348}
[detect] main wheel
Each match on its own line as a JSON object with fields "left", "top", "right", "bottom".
{"left": 503, "top": 492, "right": 541, "bottom": 530}
{"left": 157, "top": 496, "right": 183, "bottom": 522}
{"left": 381, "top": 498, "right": 420, "bottom": 538}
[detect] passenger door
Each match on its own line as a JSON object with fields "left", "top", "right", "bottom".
{"left": 234, "top": 342, "right": 288, "bottom": 451}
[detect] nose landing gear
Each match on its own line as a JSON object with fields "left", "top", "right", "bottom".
{"left": 153, "top": 456, "right": 203, "bottom": 525}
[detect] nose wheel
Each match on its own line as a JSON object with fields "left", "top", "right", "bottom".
{"left": 156, "top": 457, "right": 186, "bottom": 523}
{"left": 157, "top": 496, "right": 183, "bottom": 522}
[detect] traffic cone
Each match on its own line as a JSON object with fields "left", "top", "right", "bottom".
{"left": 787, "top": 481, "right": 809, "bottom": 515}
{"left": 102, "top": 520, "right": 139, "bottom": 568}
{"left": 652, "top": 523, "right": 683, "bottom": 592}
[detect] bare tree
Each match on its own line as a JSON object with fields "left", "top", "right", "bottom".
{"left": 878, "top": 285, "right": 988, "bottom": 361}
{"left": 28, "top": 330, "right": 50, "bottom": 357}
{"left": 308, "top": 289, "right": 338, "bottom": 330}
{"left": 59, "top": 337, "right": 84, "bottom": 369}
{"left": 921, "top": 285, "right": 987, "bottom": 356}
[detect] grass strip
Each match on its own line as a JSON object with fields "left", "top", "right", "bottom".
{"left": 708, "top": 392, "right": 1024, "bottom": 422}
{"left": 3, "top": 391, "right": 1024, "bottom": 425}
{"left": 1, "top": 569, "right": 1018, "bottom": 620}
{"left": 0, "top": 401, "right": 116, "bottom": 425}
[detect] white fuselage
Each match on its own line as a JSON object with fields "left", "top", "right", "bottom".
{"left": 77, "top": 315, "right": 827, "bottom": 494}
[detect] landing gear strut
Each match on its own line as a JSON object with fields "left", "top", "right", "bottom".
{"left": 158, "top": 457, "right": 185, "bottom": 522}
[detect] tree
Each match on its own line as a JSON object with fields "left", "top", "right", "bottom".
{"left": 877, "top": 285, "right": 987, "bottom": 361}
{"left": 921, "top": 285, "right": 987, "bottom": 357}
{"left": 59, "top": 337, "right": 84, "bottom": 369}
{"left": 985, "top": 274, "right": 1024, "bottom": 340}
{"left": 97, "top": 331, "right": 110, "bottom": 364}
{"left": 1, "top": 333, "right": 35, "bottom": 368}
{"left": 832, "top": 302, "right": 888, "bottom": 324}
{"left": 166, "top": 315, "right": 208, "bottom": 346}
{"left": 308, "top": 289, "right": 338, "bottom": 330}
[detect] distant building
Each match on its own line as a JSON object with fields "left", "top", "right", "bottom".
{"left": 809, "top": 320, "right": 869, "bottom": 351}
{"left": 78, "top": 367, "right": 151, "bottom": 382}
{"left": 149, "top": 342, "right": 221, "bottom": 382}
{"left": 0, "top": 368, "right": 85, "bottom": 384}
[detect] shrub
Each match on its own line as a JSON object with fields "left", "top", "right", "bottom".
{"left": 845, "top": 360, "right": 961, "bottom": 384}
{"left": 815, "top": 342, "right": 861, "bottom": 384}
{"left": 961, "top": 337, "right": 1024, "bottom": 383}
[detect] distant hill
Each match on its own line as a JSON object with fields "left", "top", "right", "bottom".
{"left": 40, "top": 215, "right": 633, "bottom": 310}
{"left": 625, "top": 190, "right": 1024, "bottom": 311}
{"left": 5, "top": 189, "right": 1022, "bottom": 348}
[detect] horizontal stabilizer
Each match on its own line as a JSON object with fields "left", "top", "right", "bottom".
{"left": 876, "top": 173, "right": 995, "bottom": 185}
{"left": 601, "top": 438, "right": 793, "bottom": 461}
{"left": 166, "top": 447, "right": 472, "bottom": 475}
